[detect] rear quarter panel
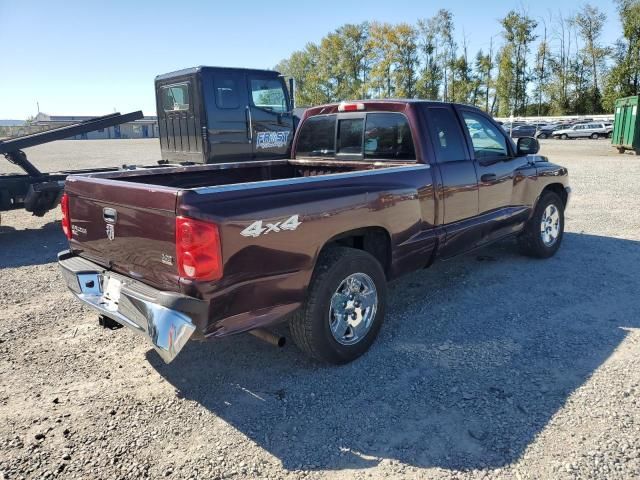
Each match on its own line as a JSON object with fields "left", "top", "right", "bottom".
{"left": 178, "top": 165, "right": 435, "bottom": 336}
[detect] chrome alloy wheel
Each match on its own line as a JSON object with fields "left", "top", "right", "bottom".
{"left": 329, "top": 272, "right": 378, "bottom": 346}
{"left": 541, "top": 204, "right": 561, "bottom": 246}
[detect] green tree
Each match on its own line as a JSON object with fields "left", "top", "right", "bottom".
{"left": 391, "top": 23, "right": 419, "bottom": 97}
{"left": 603, "top": 0, "right": 640, "bottom": 110}
{"left": 546, "top": 13, "right": 574, "bottom": 114}
{"left": 495, "top": 44, "right": 515, "bottom": 116}
{"left": 498, "top": 10, "right": 538, "bottom": 114}
{"left": 450, "top": 37, "right": 474, "bottom": 103}
{"left": 474, "top": 48, "right": 493, "bottom": 111}
{"left": 367, "top": 22, "right": 396, "bottom": 97}
{"left": 574, "top": 4, "right": 609, "bottom": 113}
{"left": 434, "top": 10, "right": 456, "bottom": 101}
{"left": 416, "top": 16, "right": 442, "bottom": 100}
{"left": 532, "top": 17, "right": 550, "bottom": 116}
{"left": 275, "top": 46, "right": 322, "bottom": 107}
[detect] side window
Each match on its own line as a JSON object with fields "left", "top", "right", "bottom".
{"left": 427, "top": 107, "right": 468, "bottom": 162}
{"left": 337, "top": 118, "right": 364, "bottom": 155}
{"left": 250, "top": 78, "right": 287, "bottom": 113}
{"left": 295, "top": 115, "right": 336, "bottom": 158}
{"left": 364, "top": 113, "right": 415, "bottom": 160}
{"left": 461, "top": 111, "right": 509, "bottom": 160}
{"left": 161, "top": 83, "right": 190, "bottom": 112}
{"left": 213, "top": 74, "right": 240, "bottom": 109}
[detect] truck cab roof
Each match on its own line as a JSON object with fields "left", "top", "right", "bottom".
{"left": 155, "top": 66, "right": 282, "bottom": 81}
{"left": 301, "top": 99, "right": 487, "bottom": 119}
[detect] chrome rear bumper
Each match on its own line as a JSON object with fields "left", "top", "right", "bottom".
{"left": 58, "top": 250, "right": 207, "bottom": 363}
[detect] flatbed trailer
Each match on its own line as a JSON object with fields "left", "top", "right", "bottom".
{"left": 0, "top": 111, "right": 144, "bottom": 217}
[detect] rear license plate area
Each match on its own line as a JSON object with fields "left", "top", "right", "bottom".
{"left": 100, "top": 276, "right": 122, "bottom": 311}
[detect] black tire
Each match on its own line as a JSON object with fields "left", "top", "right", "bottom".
{"left": 538, "top": 133, "right": 547, "bottom": 139}
{"left": 289, "top": 246, "right": 387, "bottom": 364}
{"left": 518, "top": 191, "right": 565, "bottom": 258}
{"left": 617, "top": 147, "right": 626, "bottom": 154}
{"left": 561, "top": 134, "right": 569, "bottom": 140}
{"left": 590, "top": 133, "right": 599, "bottom": 139}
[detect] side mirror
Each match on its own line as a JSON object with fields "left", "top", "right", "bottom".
{"left": 516, "top": 137, "right": 540, "bottom": 156}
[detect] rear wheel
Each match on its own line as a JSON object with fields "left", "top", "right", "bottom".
{"left": 590, "top": 133, "right": 599, "bottom": 139}
{"left": 518, "top": 192, "right": 565, "bottom": 258}
{"left": 289, "top": 246, "right": 387, "bottom": 364}
{"left": 538, "top": 133, "right": 547, "bottom": 139}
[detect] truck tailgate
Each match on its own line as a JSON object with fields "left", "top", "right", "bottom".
{"left": 64, "top": 175, "right": 180, "bottom": 292}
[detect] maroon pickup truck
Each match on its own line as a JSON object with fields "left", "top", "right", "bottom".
{"left": 58, "top": 99, "right": 570, "bottom": 364}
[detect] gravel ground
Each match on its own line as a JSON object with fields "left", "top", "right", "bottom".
{"left": 0, "top": 139, "right": 639, "bottom": 480}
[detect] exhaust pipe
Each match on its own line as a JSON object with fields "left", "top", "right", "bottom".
{"left": 249, "top": 328, "right": 286, "bottom": 348}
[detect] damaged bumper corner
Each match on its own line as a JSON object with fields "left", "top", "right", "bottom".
{"left": 58, "top": 250, "right": 207, "bottom": 363}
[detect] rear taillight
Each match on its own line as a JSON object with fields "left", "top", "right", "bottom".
{"left": 176, "top": 216, "right": 222, "bottom": 281}
{"left": 60, "top": 193, "right": 72, "bottom": 239}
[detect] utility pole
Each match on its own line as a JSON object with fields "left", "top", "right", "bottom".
{"left": 486, "top": 36, "right": 494, "bottom": 113}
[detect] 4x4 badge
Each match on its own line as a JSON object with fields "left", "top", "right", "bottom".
{"left": 240, "top": 214, "right": 302, "bottom": 238}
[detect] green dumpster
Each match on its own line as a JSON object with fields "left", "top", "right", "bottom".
{"left": 612, "top": 95, "right": 639, "bottom": 154}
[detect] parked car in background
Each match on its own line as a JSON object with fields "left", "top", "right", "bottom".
{"left": 552, "top": 123, "right": 610, "bottom": 139}
{"left": 603, "top": 123, "right": 614, "bottom": 137}
{"left": 500, "top": 122, "right": 525, "bottom": 131}
{"left": 509, "top": 125, "right": 538, "bottom": 138}
{"left": 536, "top": 124, "right": 562, "bottom": 139}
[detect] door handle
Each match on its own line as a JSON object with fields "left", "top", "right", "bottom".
{"left": 245, "top": 106, "right": 253, "bottom": 143}
{"left": 481, "top": 173, "right": 497, "bottom": 182}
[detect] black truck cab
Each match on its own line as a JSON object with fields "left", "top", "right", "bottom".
{"left": 155, "top": 66, "right": 295, "bottom": 164}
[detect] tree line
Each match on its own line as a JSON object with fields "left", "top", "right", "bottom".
{"left": 275, "top": 0, "right": 640, "bottom": 116}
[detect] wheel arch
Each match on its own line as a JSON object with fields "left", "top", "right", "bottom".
{"left": 317, "top": 226, "right": 392, "bottom": 279}
{"left": 540, "top": 183, "right": 568, "bottom": 207}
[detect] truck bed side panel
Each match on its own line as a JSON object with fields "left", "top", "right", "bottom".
{"left": 176, "top": 165, "right": 436, "bottom": 337}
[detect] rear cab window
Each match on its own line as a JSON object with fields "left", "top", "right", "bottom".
{"left": 161, "top": 83, "right": 190, "bottom": 112}
{"left": 296, "top": 115, "right": 336, "bottom": 157}
{"left": 295, "top": 111, "right": 416, "bottom": 161}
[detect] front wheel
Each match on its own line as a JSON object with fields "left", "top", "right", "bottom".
{"left": 538, "top": 133, "right": 547, "bottom": 139}
{"left": 590, "top": 133, "right": 599, "bottom": 139}
{"left": 518, "top": 192, "right": 565, "bottom": 258}
{"left": 289, "top": 246, "right": 387, "bottom": 364}
{"left": 561, "top": 134, "right": 569, "bottom": 140}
